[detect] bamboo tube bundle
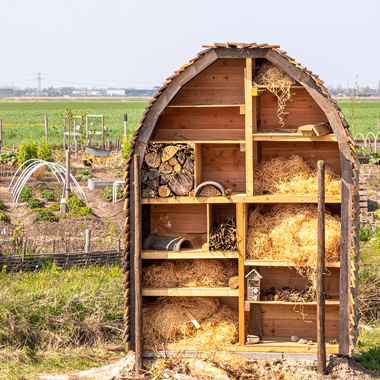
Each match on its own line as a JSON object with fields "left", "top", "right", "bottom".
{"left": 252, "top": 155, "right": 341, "bottom": 195}
{"left": 208, "top": 218, "right": 238, "bottom": 251}
{"left": 141, "top": 143, "right": 195, "bottom": 198}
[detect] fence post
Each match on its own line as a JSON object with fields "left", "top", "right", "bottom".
{"left": 61, "top": 150, "right": 70, "bottom": 214}
{"left": 85, "top": 229, "right": 91, "bottom": 253}
{"left": 0, "top": 118, "right": 2, "bottom": 152}
{"left": 45, "top": 116, "right": 48, "bottom": 142}
{"left": 52, "top": 239, "right": 55, "bottom": 254}
{"left": 124, "top": 114, "right": 128, "bottom": 137}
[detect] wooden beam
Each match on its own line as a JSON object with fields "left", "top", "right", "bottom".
{"left": 141, "top": 287, "right": 239, "bottom": 297}
{"left": 317, "top": 161, "right": 327, "bottom": 375}
{"left": 141, "top": 249, "right": 238, "bottom": 259}
{"left": 194, "top": 143, "right": 203, "bottom": 188}
{"left": 237, "top": 203, "right": 247, "bottom": 345}
{"left": 134, "top": 154, "right": 142, "bottom": 374}
{"left": 245, "top": 59, "right": 254, "bottom": 196}
{"left": 215, "top": 48, "right": 269, "bottom": 59}
{"left": 339, "top": 156, "right": 353, "bottom": 355}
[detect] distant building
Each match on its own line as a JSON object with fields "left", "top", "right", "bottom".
{"left": 0, "top": 88, "right": 16, "bottom": 97}
{"left": 107, "top": 89, "right": 126, "bottom": 96}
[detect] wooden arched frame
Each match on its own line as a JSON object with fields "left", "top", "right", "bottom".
{"left": 129, "top": 48, "right": 355, "bottom": 355}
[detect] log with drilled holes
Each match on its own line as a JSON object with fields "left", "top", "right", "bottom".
{"left": 208, "top": 217, "right": 238, "bottom": 251}
{"left": 141, "top": 143, "right": 195, "bottom": 198}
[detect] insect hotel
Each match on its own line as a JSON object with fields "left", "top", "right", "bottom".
{"left": 121, "top": 43, "right": 360, "bottom": 360}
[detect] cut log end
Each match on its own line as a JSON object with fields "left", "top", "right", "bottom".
{"left": 169, "top": 172, "right": 194, "bottom": 196}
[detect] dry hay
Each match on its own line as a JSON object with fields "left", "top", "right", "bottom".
{"left": 143, "top": 297, "right": 238, "bottom": 349}
{"left": 247, "top": 204, "right": 341, "bottom": 292}
{"left": 142, "top": 259, "right": 237, "bottom": 288}
{"left": 253, "top": 155, "right": 341, "bottom": 195}
{"left": 253, "top": 62, "right": 297, "bottom": 127}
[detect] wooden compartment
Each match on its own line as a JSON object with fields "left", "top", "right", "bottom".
{"left": 196, "top": 143, "right": 246, "bottom": 192}
{"left": 150, "top": 204, "right": 207, "bottom": 248}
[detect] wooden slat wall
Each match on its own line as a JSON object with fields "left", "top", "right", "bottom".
{"left": 260, "top": 304, "right": 339, "bottom": 339}
{"left": 260, "top": 88, "right": 328, "bottom": 130}
{"left": 258, "top": 267, "right": 340, "bottom": 298}
{"left": 170, "top": 59, "right": 245, "bottom": 105}
{"left": 261, "top": 141, "right": 341, "bottom": 171}
{"left": 154, "top": 107, "right": 245, "bottom": 141}
{"left": 150, "top": 204, "right": 207, "bottom": 248}
{"left": 202, "top": 143, "right": 246, "bottom": 192}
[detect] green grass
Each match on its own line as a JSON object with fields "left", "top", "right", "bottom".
{"left": 0, "top": 98, "right": 147, "bottom": 147}
{"left": 0, "top": 98, "right": 379, "bottom": 146}
{"left": 339, "top": 99, "right": 380, "bottom": 139}
{"left": 0, "top": 264, "right": 124, "bottom": 379}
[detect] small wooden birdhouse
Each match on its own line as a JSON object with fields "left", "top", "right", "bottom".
{"left": 245, "top": 268, "right": 262, "bottom": 301}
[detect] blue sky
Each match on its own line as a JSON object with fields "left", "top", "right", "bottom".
{"left": 0, "top": 0, "right": 379, "bottom": 89}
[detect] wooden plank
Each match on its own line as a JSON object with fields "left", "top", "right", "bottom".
{"left": 244, "top": 259, "right": 340, "bottom": 268}
{"left": 247, "top": 300, "right": 339, "bottom": 306}
{"left": 237, "top": 203, "right": 247, "bottom": 345}
{"left": 250, "top": 304, "right": 262, "bottom": 337}
{"left": 214, "top": 48, "right": 269, "bottom": 59}
{"left": 141, "top": 195, "right": 342, "bottom": 204}
{"left": 339, "top": 155, "right": 353, "bottom": 355}
{"left": 141, "top": 249, "right": 238, "bottom": 259}
{"left": 194, "top": 143, "right": 203, "bottom": 188}
{"left": 252, "top": 133, "right": 337, "bottom": 142}
{"left": 317, "top": 161, "right": 327, "bottom": 374}
{"left": 207, "top": 204, "right": 213, "bottom": 245}
{"left": 245, "top": 59, "right": 254, "bottom": 196}
{"left": 153, "top": 128, "right": 245, "bottom": 141}
{"left": 152, "top": 140, "right": 246, "bottom": 144}
{"left": 166, "top": 104, "right": 244, "bottom": 108}
{"left": 141, "top": 287, "right": 239, "bottom": 297}
{"left": 144, "top": 339, "right": 339, "bottom": 354}
{"left": 134, "top": 155, "right": 142, "bottom": 374}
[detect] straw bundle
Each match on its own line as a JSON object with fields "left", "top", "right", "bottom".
{"left": 247, "top": 204, "right": 341, "bottom": 265}
{"left": 142, "top": 259, "right": 237, "bottom": 288}
{"left": 253, "top": 155, "right": 341, "bottom": 195}
{"left": 253, "top": 62, "right": 296, "bottom": 127}
{"left": 143, "top": 297, "right": 238, "bottom": 348}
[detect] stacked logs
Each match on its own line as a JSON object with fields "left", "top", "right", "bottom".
{"left": 208, "top": 218, "right": 238, "bottom": 251}
{"left": 141, "top": 143, "right": 195, "bottom": 198}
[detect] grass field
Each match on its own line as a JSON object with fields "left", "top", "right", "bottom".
{"left": 0, "top": 98, "right": 379, "bottom": 147}
{"left": 0, "top": 98, "right": 148, "bottom": 147}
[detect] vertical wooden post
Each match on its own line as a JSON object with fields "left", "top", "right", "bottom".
{"left": 245, "top": 58, "right": 256, "bottom": 196}
{"left": 0, "top": 118, "right": 2, "bottom": 152}
{"left": 85, "top": 229, "right": 91, "bottom": 253}
{"left": 61, "top": 150, "right": 70, "bottom": 214}
{"left": 117, "top": 238, "right": 121, "bottom": 252}
{"left": 102, "top": 115, "right": 105, "bottom": 147}
{"left": 124, "top": 114, "right": 128, "bottom": 137}
{"left": 52, "top": 239, "right": 55, "bottom": 254}
{"left": 317, "top": 160, "right": 327, "bottom": 374}
{"left": 63, "top": 117, "right": 67, "bottom": 150}
{"left": 44, "top": 116, "right": 48, "bottom": 142}
{"left": 86, "top": 114, "right": 89, "bottom": 142}
{"left": 133, "top": 154, "right": 142, "bottom": 373}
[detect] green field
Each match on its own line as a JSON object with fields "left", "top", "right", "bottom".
{"left": 0, "top": 98, "right": 379, "bottom": 147}
{"left": 0, "top": 98, "right": 148, "bottom": 147}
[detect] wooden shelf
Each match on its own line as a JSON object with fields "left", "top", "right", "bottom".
{"left": 142, "top": 287, "right": 238, "bottom": 297}
{"left": 245, "top": 299, "right": 339, "bottom": 306}
{"left": 142, "top": 248, "right": 238, "bottom": 259}
{"left": 244, "top": 259, "right": 340, "bottom": 268}
{"left": 166, "top": 104, "right": 244, "bottom": 108}
{"left": 255, "top": 85, "right": 304, "bottom": 89}
{"left": 151, "top": 140, "right": 246, "bottom": 144}
{"left": 144, "top": 337, "right": 339, "bottom": 354}
{"left": 141, "top": 195, "right": 341, "bottom": 204}
{"left": 252, "top": 133, "right": 337, "bottom": 142}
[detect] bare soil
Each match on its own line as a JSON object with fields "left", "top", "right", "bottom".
{"left": 0, "top": 162, "right": 125, "bottom": 255}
